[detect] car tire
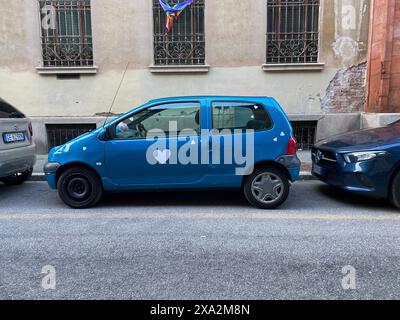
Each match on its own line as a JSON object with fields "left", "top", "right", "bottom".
{"left": 243, "top": 167, "right": 290, "bottom": 209}
{"left": 390, "top": 171, "right": 400, "bottom": 209}
{"left": 0, "top": 168, "right": 33, "bottom": 185}
{"left": 57, "top": 167, "right": 103, "bottom": 209}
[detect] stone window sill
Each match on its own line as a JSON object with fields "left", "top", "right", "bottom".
{"left": 37, "top": 66, "right": 98, "bottom": 75}
{"left": 149, "top": 65, "right": 210, "bottom": 73}
{"left": 262, "top": 63, "right": 325, "bottom": 72}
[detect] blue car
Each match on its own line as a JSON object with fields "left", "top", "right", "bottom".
{"left": 312, "top": 120, "right": 400, "bottom": 208}
{"left": 44, "top": 96, "right": 300, "bottom": 209}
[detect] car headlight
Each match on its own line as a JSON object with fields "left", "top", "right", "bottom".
{"left": 343, "top": 151, "right": 389, "bottom": 164}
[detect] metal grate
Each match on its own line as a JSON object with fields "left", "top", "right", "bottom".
{"left": 291, "top": 121, "right": 316, "bottom": 150}
{"left": 266, "top": 0, "right": 320, "bottom": 64}
{"left": 46, "top": 124, "right": 96, "bottom": 150}
{"left": 39, "top": 0, "right": 93, "bottom": 67}
{"left": 153, "top": 0, "right": 205, "bottom": 65}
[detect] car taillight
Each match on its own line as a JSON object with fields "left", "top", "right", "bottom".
{"left": 286, "top": 136, "right": 298, "bottom": 155}
{"left": 28, "top": 122, "right": 33, "bottom": 137}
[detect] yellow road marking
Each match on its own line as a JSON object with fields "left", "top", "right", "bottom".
{"left": 0, "top": 213, "right": 399, "bottom": 221}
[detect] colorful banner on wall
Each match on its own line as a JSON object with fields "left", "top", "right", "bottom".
{"left": 159, "top": 0, "right": 194, "bottom": 33}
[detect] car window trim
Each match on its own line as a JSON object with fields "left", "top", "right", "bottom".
{"left": 111, "top": 100, "right": 202, "bottom": 141}
{"left": 210, "top": 100, "right": 275, "bottom": 135}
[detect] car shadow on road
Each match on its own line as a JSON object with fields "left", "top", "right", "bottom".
{"left": 316, "top": 184, "right": 398, "bottom": 212}
{"left": 100, "top": 190, "right": 250, "bottom": 208}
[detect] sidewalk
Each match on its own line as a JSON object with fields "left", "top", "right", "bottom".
{"left": 32, "top": 151, "right": 314, "bottom": 181}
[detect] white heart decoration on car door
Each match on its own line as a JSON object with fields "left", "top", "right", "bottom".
{"left": 153, "top": 149, "right": 172, "bottom": 164}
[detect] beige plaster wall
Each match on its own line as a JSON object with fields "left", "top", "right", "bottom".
{"left": 0, "top": 0, "right": 370, "bottom": 117}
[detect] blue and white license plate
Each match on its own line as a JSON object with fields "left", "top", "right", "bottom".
{"left": 312, "top": 164, "right": 325, "bottom": 177}
{"left": 3, "top": 132, "right": 26, "bottom": 144}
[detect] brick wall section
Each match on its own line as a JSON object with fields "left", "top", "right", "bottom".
{"left": 322, "top": 62, "right": 367, "bottom": 113}
{"left": 366, "top": 0, "right": 400, "bottom": 112}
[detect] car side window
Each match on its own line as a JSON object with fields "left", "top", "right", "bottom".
{"left": 115, "top": 103, "right": 201, "bottom": 139}
{"left": 212, "top": 102, "right": 273, "bottom": 133}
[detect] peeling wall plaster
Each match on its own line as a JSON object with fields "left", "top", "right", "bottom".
{"left": 322, "top": 62, "right": 367, "bottom": 113}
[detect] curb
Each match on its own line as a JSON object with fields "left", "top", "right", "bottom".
{"left": 30, "top": 173, "right": 46, "bottom": 182}
{"left": 29, "top": 172, "right": 318, "bottom": 182}
{"left": 298, "top": 172, "right": 317, "bottom": 181}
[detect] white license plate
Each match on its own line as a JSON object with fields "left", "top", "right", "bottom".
{"left": 312, "top": 164, "right": 325, "bottom": 176}
{"left": 3, "top": 132, "right": 26, "bottom": 143}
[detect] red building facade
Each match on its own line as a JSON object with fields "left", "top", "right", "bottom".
{"left": 366, "top": 0, "right": 400, "bottom": 113}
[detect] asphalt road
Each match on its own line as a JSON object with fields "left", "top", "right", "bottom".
{"left": 0, "top": 180, "right": 400, "bottom": 300}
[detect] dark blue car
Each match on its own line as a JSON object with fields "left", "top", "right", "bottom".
{"left": 312, "top": 120, "right": 400, "bottom": 208}
{"left": 44, "top": 96, "right": 300, "bottom": 209}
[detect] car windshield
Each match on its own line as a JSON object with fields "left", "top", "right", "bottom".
{"left": 0, "top": 98, "right": 25, "bottom": 118}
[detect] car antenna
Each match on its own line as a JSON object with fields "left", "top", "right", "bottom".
{"left": 103, "top": 61, "right": 130, "bottom": 127}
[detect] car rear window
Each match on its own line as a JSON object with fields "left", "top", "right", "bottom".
{"left": 0, "top": 98, "right": 25, "bottom": 118}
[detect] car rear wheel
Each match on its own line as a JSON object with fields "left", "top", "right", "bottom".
{"left": 390, "top": 171, "right": 400, "bottom": 209}
{"left": 57, "top": 167, "right": 103, "bottom": 209}
{"left": 243, "top": 167, "right": 290, "bottom": 209}
{"left": 0, "top": 168, "right": 33, "bottom": 185}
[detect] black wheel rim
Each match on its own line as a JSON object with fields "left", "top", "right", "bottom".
{"left": 66, "top": 175, "right": 91, "bottom": 201}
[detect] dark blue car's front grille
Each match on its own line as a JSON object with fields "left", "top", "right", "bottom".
{"left": 312, "top": 148, "right": 338, "bottom": 166}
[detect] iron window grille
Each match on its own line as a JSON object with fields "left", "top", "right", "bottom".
{"left": 46, "top": 124, "right": 96, "bottom": 150}
{"left": 39, "top": 0, "right": 93, "bottom": 67}
{"left": 266, "top": 0, "right": 320, "bottom": 64}
{"left": 153, "top": 0, "right": 205, "bottom": 65}
{"left": 291, "top": 121, "right": 317, "bottom": 150}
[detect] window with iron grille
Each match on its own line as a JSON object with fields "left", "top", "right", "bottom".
{"left": 266, "top": 0, "right": 320, "bottom": 64}
{"left": 39, "top": 0, "right": 93, "bottom": 67}
{"left": 291, "top": 121, "right": 317, "bottom": 150}
{"left": 46, "top": 124, "right": 96, "bottom": 150}
{"left": 153, "top": 0, "right": 205, "bottom": 65}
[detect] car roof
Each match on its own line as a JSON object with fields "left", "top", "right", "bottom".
{"left": 148, "top": 96, "right": 271, "bottom": 103}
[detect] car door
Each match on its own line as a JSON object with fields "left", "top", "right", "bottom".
{"left": 207, "top": 100, "right": 276, "bottom": 176}
{"left": 104, "top": 101, "right": 206, "bottom": 188}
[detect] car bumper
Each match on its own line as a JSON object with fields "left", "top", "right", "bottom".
{"left": 276, "top": 155, "right": 301, "bottom": 182}
{"left": 44, "top": 162, "right": 61, "bottom": 190}
{"left": 312, "top": 159, "right": 388, "bottom": 198}
{"left": 0, "top": 144, "right": 36, "bottom": 179}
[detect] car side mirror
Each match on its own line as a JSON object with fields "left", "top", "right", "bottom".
{"left": 98, "top": 125, "right": 114, "bottom": 141}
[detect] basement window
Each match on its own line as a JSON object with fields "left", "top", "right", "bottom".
{"left": 291, "top": 121, "right": 317, "bottom": 150}
{"left": 46, "top": 123, "right": 96, "bottom": 151}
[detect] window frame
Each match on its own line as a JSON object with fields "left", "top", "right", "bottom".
{"left": 151, "top": 0, "right": 206, "bottom": 67}
{"left": 112, "top": 101, "right": 203, "bottom": 141}
{"left": 37, "top": 0, "right": 96, "bottom": 73}
{"left": 264, "top": 0, "right": 322, "bottom": 67}
{"left": 210, "top": 101, "right": 275, "bottom": 135}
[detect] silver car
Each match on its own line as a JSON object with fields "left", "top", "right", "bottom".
{"left": 0, "top": 98, "right": 36, "bottom": 185}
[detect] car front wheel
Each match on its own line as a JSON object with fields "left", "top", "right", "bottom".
{"left": 57, "top": 167, "right": 103, "bottom": 209}
{"left": 244, "top": 167, "right": 290, "bottom": 209}
{"left": 1, "top": 168, "right": 33, "bottom": 185}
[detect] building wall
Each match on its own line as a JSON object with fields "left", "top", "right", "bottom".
{"left": 0, "top": 0, "right": 371, "bottom": 152}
